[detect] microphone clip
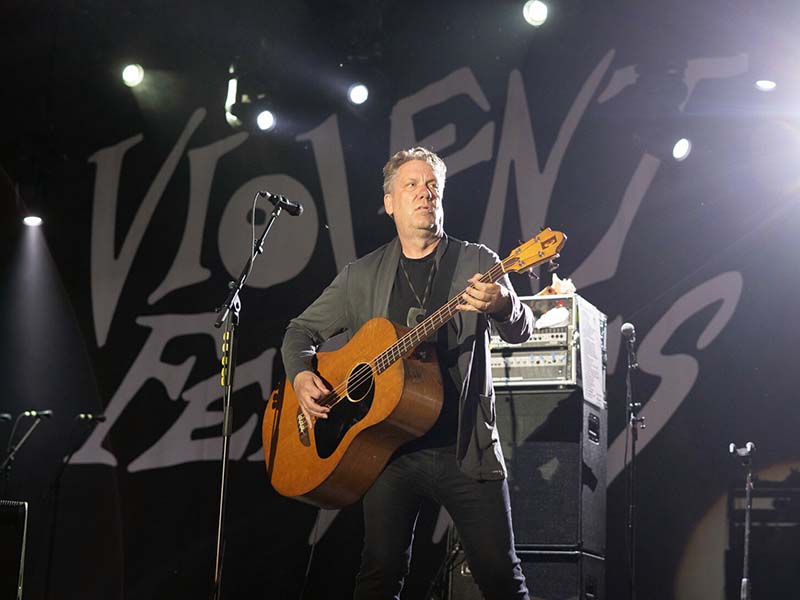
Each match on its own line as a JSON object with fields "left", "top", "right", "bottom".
{"left": 626, "top": 338, "right": 639, "bottom": 371}
{"left": 258, "top": 191, "right": 303, "bottom": 216}
{"left": 729, "top": 442, "right": 756, "bottom": 458}
{"left": 77, "top": 413, "right": 107, "bottom": 423}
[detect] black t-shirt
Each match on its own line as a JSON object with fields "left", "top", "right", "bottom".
{"left": 387, "top": 248, "right": 460, "bottom": 450}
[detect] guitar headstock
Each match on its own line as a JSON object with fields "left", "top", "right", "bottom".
{"left": 503, "top": 228, "right": 566, "bottom": 274}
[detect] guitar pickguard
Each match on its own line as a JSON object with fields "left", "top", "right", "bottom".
{"left": 314, "top": 362, "right": 376, "bottom": 459}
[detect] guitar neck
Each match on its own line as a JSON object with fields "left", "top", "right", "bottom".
{"left": 373, "top": 260, "right": 507, "bottom": 374}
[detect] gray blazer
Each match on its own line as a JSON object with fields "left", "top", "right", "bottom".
{"left": 281, "top": 235, "right": 534, "bottom": 480}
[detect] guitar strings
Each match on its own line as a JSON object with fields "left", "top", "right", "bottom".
{"left": 316, "top": 259, "right": 511, "bottom": 411}
{"left": 332, "top": 264, "right": 501, "bottom": 400}
{"left": 318, "top": 259, "right": 510, "bottom": 409}
{"left": 311, "top": 226, "right": 562, "bottom": 412}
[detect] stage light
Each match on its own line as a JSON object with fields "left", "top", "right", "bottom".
{"left": 122, "top": 64, "right": 144, "bottom": 87}
{"left": 348, "top": 83, "right": 369, "bottom": 105}
{"left": 754, "top": 79, "right": 777, "bottom": 92}
{"left": 225, "top": 67, "right": 241, "bottom": 127}
{"left": 256, "top": 110, "right": 276, "bottom": 131}
{"left": 225, "top": 62, "right": 280, "bottom": 131}
{"left": 672, "top": 138, "right": 692, "bottom": 161}
{"left": 523, "top": 0, "right": 548, "bottom": 27}
{"left": 23, "top": 216, "right": 42, "bottom": 227}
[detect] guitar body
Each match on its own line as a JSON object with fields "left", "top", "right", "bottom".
{"left": 262, "top": 317, "right": 443, "bottom": 509}
{"left": 262, "top": 228, "right": 566, "bottom": 508}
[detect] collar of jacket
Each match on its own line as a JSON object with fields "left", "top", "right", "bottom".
{"left": 375, "top": 233, "right": 450, "bottom": 318}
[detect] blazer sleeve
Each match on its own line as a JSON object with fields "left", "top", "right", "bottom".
{"left": 281, "top": 264, "right": 352, "bottom": 384}
{"left": 479, "top": 246, "right": 535, "bottom": 344}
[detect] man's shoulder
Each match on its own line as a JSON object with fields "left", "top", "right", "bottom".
{"left": 345, "top": 238, "right": 397, "bottom": 273}
{"left": 450, "top": 236, "right": 500, "bottom": 261}
{"left": 342, "top": 236, "right": 498, "bottom": 273}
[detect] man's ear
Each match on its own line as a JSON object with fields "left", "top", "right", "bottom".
{"left": 383, "top": 193, "right": 393, "bottom": 217}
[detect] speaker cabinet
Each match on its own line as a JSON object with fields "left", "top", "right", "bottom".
{"left": 0, "top": 500, "right": 27, "bottom": 600}
{"left": 449, "top": 544, "right": 605, "bottom": 600}
{"left": 496, "top": 387, "right": 607, "bottom": 554}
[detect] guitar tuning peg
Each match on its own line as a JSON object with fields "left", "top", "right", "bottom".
{"left": 527, "top": 268, "right": 540, "bottom": 280}
{"left": 547, "top": 259, "right": 559, "bottom": 273}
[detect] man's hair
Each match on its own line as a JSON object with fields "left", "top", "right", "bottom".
{"left": 382, "top": 147, "right": 447, "bottom": 195}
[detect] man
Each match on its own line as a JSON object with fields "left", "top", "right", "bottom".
{"left": 282, "top": 147, "right": 533, "bottom": 599}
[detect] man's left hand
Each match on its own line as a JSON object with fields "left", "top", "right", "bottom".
{"left": 458, "top": 273, "right": 511, "bottom": 316}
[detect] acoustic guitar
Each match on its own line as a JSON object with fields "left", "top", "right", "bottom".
{"left": 262, "top": 229, "right": 566, "bottom": 508}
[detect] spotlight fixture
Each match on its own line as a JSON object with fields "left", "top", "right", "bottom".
{"left": 672, "top": 138, "right": 692, "bottom": 162}
{"left": 754, "top": 79, "right": 777, "bottom": 92}
{"left": 225, "top": 66, "right": 241, "bottom": 127}
{"left": 23, "top": 216, "right": 43, "bottom": 227}
{"left": 122, "top": 64, "right": 144, "bottom": 87}
{"left": 347, "top": 83, "right": 369, "bottom": 105}
{"left": 256, "top": 110, "right": 276, "bottom": 131}
{"left": 224, "top": 62, "right": 280, "bottom": 131}
{"left": 523, "top": 0, "right": 548, "bottom": 27}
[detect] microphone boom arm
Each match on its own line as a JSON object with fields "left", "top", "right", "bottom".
{"left": 214, "top": 196, "right": 286, "bottom": 329}
{"left": 1, "top": 416, "right": 46, "bottom": 472}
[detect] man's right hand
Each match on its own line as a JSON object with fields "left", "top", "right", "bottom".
{"left": 292, "top": 370, "right": 331, "bottom": 426}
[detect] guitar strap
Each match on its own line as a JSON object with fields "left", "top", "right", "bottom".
{"left": 427, "top": 235, "right": 463, "bottom": 443}
{"left": 428, "top": 235, "right": 461, "bottom": 318}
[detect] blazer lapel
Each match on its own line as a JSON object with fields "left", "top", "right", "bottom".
{"left": 375, "top": 237, "right": 401, "bottom": 318}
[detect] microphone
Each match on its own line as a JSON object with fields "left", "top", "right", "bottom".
{"left": 258, "top": 191, "right": 303, "bottom": 216}
{"left": 621, "top": 322, "right": 636, "bottom": 342}
{"left": 0, "top": 413, "right": 11, "bottom": 422}
{"left": 729, "top": 442, "right": 756, "bottom": 457}
{"left": 23, "top": 409, "right": 53, "bottom": 419}
{"left": 77, "top": 413, "right": 107, "bottom": 422}
{"left": 621, "top": 322, "right": 639, "bottom": 370}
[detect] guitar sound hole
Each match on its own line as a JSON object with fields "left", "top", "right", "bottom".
{"left": 347, "top": 363, "right": 374, "bottom": 402}
{"left": 314, "top": 363, "right": 375, "bottom": 459}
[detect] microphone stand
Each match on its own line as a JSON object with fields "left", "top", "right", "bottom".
{"left": 43, "top": 418, "right": 101, "bottom": 600}
{"left": 624, "top": 334, "right": 643, "bottom": 600}
{"left": 1, "top": 415, "right": 47, "bottom": 497}
{"left": 210, "top": 200, "right": 287, "bottom": 600}
{"left": 730, "top": 442, "right": 756, "bottom": 600}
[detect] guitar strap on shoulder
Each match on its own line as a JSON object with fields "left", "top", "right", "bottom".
{"left": 428, "top": 235, "right": 461, "bottom": 315}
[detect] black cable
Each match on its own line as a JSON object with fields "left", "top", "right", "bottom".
{"left": 43, "top": 417, "right": 96, "bottom": 600}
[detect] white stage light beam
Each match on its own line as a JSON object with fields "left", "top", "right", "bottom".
{"left": 256, "top": 110, "right": 276, "bottom": 131}
{"left": 672, "top": 138, "right": 692, "bottom": 161}
{"left": 122, "top": 64, "right": 144, "bottom": 87}
{"left": 523, "top": 1, "right": 548, "bottom": 27}
{"left": 348, "top": 83, "right": 369, "bottom": 105}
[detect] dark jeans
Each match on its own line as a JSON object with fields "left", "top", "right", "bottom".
{"left": 353, "top": 446, "right": 529, "bottom": 600}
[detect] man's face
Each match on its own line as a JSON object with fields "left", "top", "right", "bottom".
{"left": 383, "top": 159, "right": 444, "bottom": 239}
